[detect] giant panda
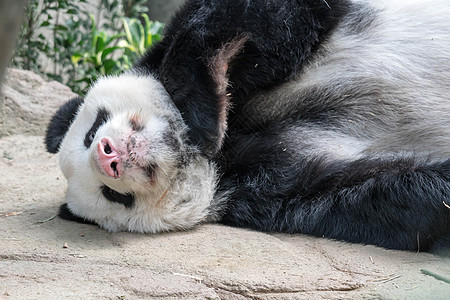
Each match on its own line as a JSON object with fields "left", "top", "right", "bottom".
{"left": 45, "top": 0, "right": 450, "bottom": 252}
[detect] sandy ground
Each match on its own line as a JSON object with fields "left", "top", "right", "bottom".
{"left": 0, "top": 134, "right": 449, "bottom": 299}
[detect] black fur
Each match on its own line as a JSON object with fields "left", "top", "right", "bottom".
{"left": 58, "top": 187, "right": 135, "bottom": 224}
{"left": 136, "top": 0, "right": 349, "bottom": 157}
{"left": 46, "top": 0, "right": 450, "bottom": 252}
{"left": 58, "top": 203, "right": 96, "bottom": 225}
{"left": 219, "top": 142, "right": 450, "bottom": 251}
{"left": 84, "top": 108, "right": 110, "bottom": 148}
{"left": 101, "top": 185, "right": 135, "bottom": 208}
{"left": 45, "top": 96, "right": 84, "bottom": 153}
{"left": 134, "top": 0, "right": 450, "bottom": 251}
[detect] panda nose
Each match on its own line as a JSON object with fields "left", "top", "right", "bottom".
{"left": 97, "top": 138, "right": 122, "bottom": 178}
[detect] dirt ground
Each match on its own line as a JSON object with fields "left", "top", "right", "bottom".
{"left": 0, "top": 68, "right": 449, "bottom": 299}
{"left": 0, "top": 134, "right": 449, "bottom": 300}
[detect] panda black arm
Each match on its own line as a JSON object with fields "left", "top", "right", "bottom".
{"left": 135, "top": 0, "right": 350, "bottom": 156}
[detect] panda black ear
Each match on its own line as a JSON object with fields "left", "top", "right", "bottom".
{"left": 45, "top": 96, "right": 84, "bottom": 153}
{"left": 159, "top": 35, "right": 248, "bottom": 158}
{"left": 205, "top": 35, "right": 249, "bottom": 155}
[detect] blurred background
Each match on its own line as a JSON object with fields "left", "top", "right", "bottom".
{"left": 1, "top": 0, "right": 185, "bottom": 96}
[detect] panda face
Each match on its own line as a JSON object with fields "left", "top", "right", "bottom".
{"left": 61, "top": 74, "right": 180, "bottom": 195}
{"left": 53, "top": 73, "right": 218, "bottom": 233}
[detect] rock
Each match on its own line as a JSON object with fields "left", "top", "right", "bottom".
{"left": 0, "top": 68, "right": 76, "bottom": 137}
{"left": 0, "top": 0, "right": 27, "bottom": 101}
{"left": 146, "top": 0, "right": 185, "bottom": 23}
{"left": 0, "top": 133, "right": 449, "bottom": 299}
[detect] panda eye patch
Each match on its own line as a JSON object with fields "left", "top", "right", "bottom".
{"left": 84, "top": 108, "right": 110, "bottom": 148}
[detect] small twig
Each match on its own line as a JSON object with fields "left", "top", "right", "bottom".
{"left": 370, "top": 274, "right": 402, "bottom": 283}
{"left": 1, "top": 212, "right": 22, "bottom": 218}
{"left": 172, "top": 272, "right": 202, "bottom": 282}
{"left": 69, "top": 253, "right": 87, "bottom": 258}
{"left": 380, "top": 275, "right": 402, "bottom": 283}
{"left": 420, "top": 269, "right": 450, "bottom": 284}
{"left": 34, "top": 215, "right": 57, "bottom": 224}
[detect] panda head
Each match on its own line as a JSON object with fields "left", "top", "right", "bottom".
{"left": 45, "top": 72, "right": 218, "bottom": 233}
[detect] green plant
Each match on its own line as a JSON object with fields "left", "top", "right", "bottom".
{"left": 98, "top": 0, "right": 148, "bottom": 32}
{"left": 11, "top": 0, "right": 88, "bottom": 74}
{"left": 11, "top": 0, "right": 42, "bottom": 72}
{"left": 71, "top": 14, "right": 126, "bottom": 90}
{"left": 48, "top": 2, "right": 94, "bottom": 86}
{"left": 11, "top": 0, "right": 92, "bottom": 91}
{"left": 70, "top": 13, "right": 164, "bottom": 94}
{"left": 119, "top": 14, "right": 164, "bottom": 61}
{"left": 10, "top": 0, "right": 160, "bottom": 95}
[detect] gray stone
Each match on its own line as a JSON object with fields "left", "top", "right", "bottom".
{"left": 0, "top": 135, "right": 449, "bottom": 299}
{"left": 147, "top": 0, "right": 185, "bottom": 23}
{"left": 0, "top": 0, "right": 27, "bottom": 100}
{"left": 0, "top": 68, "right": 76, "bottom": 137}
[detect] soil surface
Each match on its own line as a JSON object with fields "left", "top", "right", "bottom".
{"left": 0, "top": 71, "right": 449, "bottom": 299}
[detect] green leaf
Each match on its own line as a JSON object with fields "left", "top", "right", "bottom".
{"left": 102, "top": 59, "right": 119, "bottom": 75}
{"left": 71, "top": 53, "right": 82, "bottom": 65}
{"left": 104, "top": 33, "right": 124, "bottom": 48}
{"left": 95, "top": 32, "right": 107, "bottom": 53}
{"left": 122, "top": 17, "right": 133, "bottom": 45}
{"left": 138, "top": 22, "right": 145, "bottom": 54}
{"left": 54, "top": 24, "right": 68, "bottom": 31}
{"left": 101, "top": 46, "right": 122, "bottom": 61}
{"left": 117, "top": 39, "right": 131, "bottom": 49}
{"left": 149, "top": 21, "right": 164, "bottom": 35}
{"left": 66, "top": 8, "right": 78, "bottom": 14}
{"left": 89, "top": 14, "right": 97, "bottom": 49}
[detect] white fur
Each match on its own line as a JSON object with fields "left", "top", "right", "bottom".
{"left": 245, "top": 0, "right": 450, "bottom": 161}
{"left": 58, "top": 73, "right": 219, "bottom": 233}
